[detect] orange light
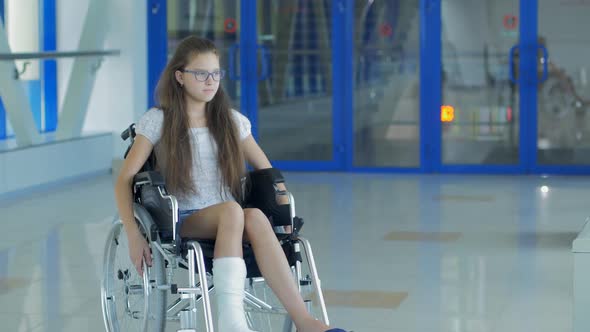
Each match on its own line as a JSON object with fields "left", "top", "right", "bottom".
{"left": 441, "top": 105, "right": 455, "bottom": 122}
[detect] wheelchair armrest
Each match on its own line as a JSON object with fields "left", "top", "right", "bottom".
{"left": 293, "top": 216, "right": 304, "bottom": 232}
{"left": 133, "top": 171, "right": 166, "bottom": 187}
{"left": 271, "top": 204, "right": 292, "bottom": 226}
{"left": 248, "top": 167, "right": 285, "bottom": 184}
{"left": 121, "top": 124, "right": 135, "bottom": 141}
{"left": 244, "top": 168, "right": 306, "bottom": 238}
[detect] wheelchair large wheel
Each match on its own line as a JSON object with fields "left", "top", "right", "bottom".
{"left": 101, "top": 204, "right": 167, "bottom": 332}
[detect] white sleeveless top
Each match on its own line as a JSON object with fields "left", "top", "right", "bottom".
{"left": 135, "top": 108, "right": 251, "bottom": 210}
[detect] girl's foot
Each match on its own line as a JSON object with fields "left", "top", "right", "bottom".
{"left": 297, "top": 317, "right": 330, "bottom": 332}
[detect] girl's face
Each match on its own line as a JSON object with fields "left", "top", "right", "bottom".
{"left": 175, "top": 52, "right": 221, "bottom": 104}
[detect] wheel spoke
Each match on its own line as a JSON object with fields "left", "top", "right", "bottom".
{"left": 102, "top": 216, "right": 166, "bottom": 332}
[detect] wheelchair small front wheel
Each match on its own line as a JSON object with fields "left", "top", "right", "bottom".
{"left": 101, "top": 205, "right": 167, "bottom": 332}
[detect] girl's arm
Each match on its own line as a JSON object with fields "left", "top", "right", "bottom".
{"left": 242, "top": 135, "right": 287, "bottom": 192}
{"left": 114, "top": 135, "right": 155, "bottom": 273}
{"left": 242, "top": 134, "right": 271, "bottom": 170}
{"left": 115, "top": 135, "right": 154, "bottom": 232}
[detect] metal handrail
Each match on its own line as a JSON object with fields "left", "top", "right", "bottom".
{"left": 0, "top": 49, "right": 120, "bottom": 61}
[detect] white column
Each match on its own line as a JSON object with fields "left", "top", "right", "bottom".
{"left": 0, "top": 17, "right": 40, "bottom": 146}
{"left": 56, "top": 0, "right": 109, "bottom": 140}
{"left": 6, "top": 0, "right": 40, "bottom": 80}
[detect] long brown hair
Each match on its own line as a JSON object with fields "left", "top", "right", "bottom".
{"left": 154, "top": 36, "right": 245, "bottom": 201}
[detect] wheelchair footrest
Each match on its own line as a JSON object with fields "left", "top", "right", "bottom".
{"left": 178, "top": 287, "right": 204, "bottom": 295}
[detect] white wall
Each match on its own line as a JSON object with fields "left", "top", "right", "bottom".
{"left": 0, "top": 134, "right": 112, "bottom": 196}
{"left": 57, "top": 0, "right": 147, "bottom": 158}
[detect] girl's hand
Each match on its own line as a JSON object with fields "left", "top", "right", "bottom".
{"left": 276, "top": 182, "right": 290, "bottom": 205}
{"left": 277, "top": 194, "right": 290, "bottom": 205}
{"left": 127, "top": 228, "right": 153, "bottom": 275}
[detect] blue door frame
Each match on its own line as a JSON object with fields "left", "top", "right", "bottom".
{"left": 147, "top": 0, "right": 590, "bottom": 174}
{"left": 421, "top": 0, "right": 441, "bottom": 174}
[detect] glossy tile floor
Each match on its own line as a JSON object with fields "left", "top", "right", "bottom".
{"left": 0, "top": 171, "right": 587, "bottom": 332}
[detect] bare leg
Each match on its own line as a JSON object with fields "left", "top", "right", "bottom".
{"left": 179, "top": 201, "right": 257, "bottom": 332}
{"left": 244, "top": 208, "right": 330, "bottom": 332}
{"left": 179, "top": 201, "right": 244, "bottom": 258}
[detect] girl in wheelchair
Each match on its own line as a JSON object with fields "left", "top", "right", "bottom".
{"left": 114, "top": 36, "right": 346, "bottom": 332}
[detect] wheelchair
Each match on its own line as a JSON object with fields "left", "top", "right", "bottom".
{"left": 101, "top": 124, "right": 331, "bottom": 332}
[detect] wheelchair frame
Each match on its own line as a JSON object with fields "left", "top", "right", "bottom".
{"left": 101, "top": 124, "right": 330, "bottom": 332}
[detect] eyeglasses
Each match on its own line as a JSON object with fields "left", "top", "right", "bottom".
{"left": 182, "top": 69, "right": 225, "bottom": 82}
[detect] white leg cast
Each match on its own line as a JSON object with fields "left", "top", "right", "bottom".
{"left": 213, "top": 257, "right": 259, "bottom": 332}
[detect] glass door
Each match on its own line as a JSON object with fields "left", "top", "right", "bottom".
{"left": 253, "top": 0, "right": 423, "bottom": 170}
{"left": 436, "top": 0, "right": 590, "bottom": 174}
{"left": 439, "top": 0, "right": 521, "bottom": 168}
{"left": 536, "top": 0, "right": 590, "bottom": 167}
{"left": 253, "top": 0, "right": 341, "bottom": 169}
{"left": 352, "top": 0, "right": 421, "bottom": 168}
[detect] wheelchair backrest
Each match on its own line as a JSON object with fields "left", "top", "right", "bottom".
{"left": 121, "top": 123, "right": 157, "bottom": 173}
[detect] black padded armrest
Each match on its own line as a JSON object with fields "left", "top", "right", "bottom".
{"left": 133, "top": 171, "right": 165, "bottom": 187}
{"left": 248, "top": 167, "right": 285, "bottom": 184}
{"left": 244, "top": 168, "right": 295, "bottom": 236}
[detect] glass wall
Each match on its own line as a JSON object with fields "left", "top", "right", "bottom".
{"left": 441, "top": 0, "right": 519, "bottom": 165}
{"left": 256, "top": 0, "right": 334, "bottom": 161}
{"left": 537, "top": 0, "right": 590, "bottom": 165}
{"left": 353, "top": 0, "right": 421, "bottom": 167}
{"left": 155, "top": 0, "right": 590, "bottom": 173}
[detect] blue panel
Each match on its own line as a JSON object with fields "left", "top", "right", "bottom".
{"left": 276, "top": 162, "right": 422, "bottom": 173}
{"left": 439, "top": 165, "right": 522, "bottom": 174}
{"left": 272, "top": 160, "right": 346, "bottom": 172}
{"left": 519, "top": 0, "right": 538, "bottom": 173}
{"left": 43, "top": 0, "right": 57, "bottom": 132}
{"left": 241, "top": 1, "right": 257, "bottom": 136}
{"left": 351, "top": 167, "right": 421, "bottom": 174}
{"left": 533, "top": 165, "right": 590, "bottom": 175}
{"left": 420, "top": 0, "right": 442, "bottom": 172}
{"left": 147, "top": 0, "right": 167, "bottom": 108}
{"left": 437, "top": 165, "right": 525, "bottom": 174}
